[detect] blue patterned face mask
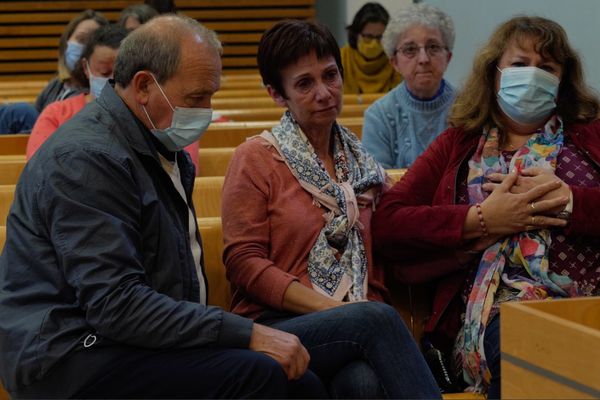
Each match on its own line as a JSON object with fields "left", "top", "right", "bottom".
{"left": 64, "top": 41, "right": 84, "bottom": 71}
{"left": 142, "top": 74, "right": 213, "bottom": 152}
{"left": 497, "top": 66, "right": 560, "bottom": 126}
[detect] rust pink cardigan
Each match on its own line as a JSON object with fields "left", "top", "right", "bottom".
{"left": 222, "top": 136, "right": 389, "bottom": 319}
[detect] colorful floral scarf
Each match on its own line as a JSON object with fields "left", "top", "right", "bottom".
{"left": 260, "top": 111, "right": 385, "bottom": 301}
{"left": 463, "top": 116, "right": 579, "bottom": 392}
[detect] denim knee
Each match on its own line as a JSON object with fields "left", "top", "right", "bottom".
{"left": 346, "top": 301, "right": 409, "bottom": 335}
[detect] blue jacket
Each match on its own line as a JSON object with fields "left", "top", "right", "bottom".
{"left": 0, "top": 85, "right": 253, "bottom": 396}
{"left": 362, "top": 80, "right": 456, "bottom": 168}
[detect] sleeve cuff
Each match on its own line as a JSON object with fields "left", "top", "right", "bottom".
{"left": 217, "top": 311, "right": 254, "bottom": 348}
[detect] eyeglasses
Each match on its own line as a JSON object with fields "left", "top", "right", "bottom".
{"left": 360, "top": 33, "right": 383, "bottom": 41}
{"left": 395, "top": 43, "right": 447, "bottom": 58}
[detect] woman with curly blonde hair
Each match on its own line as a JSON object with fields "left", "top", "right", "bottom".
{"left": 374, "top": 15, "right": 600, "bottom": 398}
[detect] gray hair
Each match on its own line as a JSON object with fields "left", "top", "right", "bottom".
{"left": 114, "top": 14, "right": 222, "bottom": 87}
{"left": 382, "top": 3, "right": 455, "bottom": 58}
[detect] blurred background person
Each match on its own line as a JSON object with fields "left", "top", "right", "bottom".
{"left": 341, "top": 2, "right": 401, "bottom": 94}
{"left": 362, "top": 3, "right": 455, "bottom": 168}
{"left": 0, "top": 103, "right": 38, "bottom": 134}
{"left": 373, "top": 15, "right": 600, "bottom": 398}
{"left": 27, "top": 25, "right": 128, "bottom": 159}
{"left": 35, "top": 10, "right": 108, "bottom": 113}
{"left": 119, "top": 4, "right": 158, "bottom": 31}
{"left": 145, "top": 0, "right": 177, "bottom": 14}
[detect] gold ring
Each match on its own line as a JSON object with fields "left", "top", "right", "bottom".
{"left": 530, "top": 202, "right": 536, "bottom": 210}
{"left": 531, "top": 216, "right": 536, "bottom": 225}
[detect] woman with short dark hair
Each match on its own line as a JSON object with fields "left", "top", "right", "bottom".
{"left": 221, "top": 19, "right": 440, "bottom": 399}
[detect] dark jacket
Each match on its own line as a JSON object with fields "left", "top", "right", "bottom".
{"left": 34, "top": 76, "right": 82, "bottom": 112}
{"left": 0, "top": 85, "right": 253, "bottom": 396}
{"left": 373, "top": 120, "right": 600, "bottom": 348}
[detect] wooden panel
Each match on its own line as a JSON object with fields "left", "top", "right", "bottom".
{"left": 197, "top": 147, "right": 235, "bottom": 177}
{"left": 501, "top": 298, "right": 600, "bottom": 399}
{"left": 196, "top": 216, "right": 231, "bottom": 309}
{"left": 0, "top": 160, "right": 25, "bottom": 185}
{"left": 193, "top": 176, "right": 223, "bottom": 218}
{"left": 0, "top": 134, "right": 28, "bottom": 155}
{"left": 200, "top": 117, "right": 364, "bottom": 148}
{"left": 217, "top": 104, "right": 368, "bottom": 122}
{"left": 0, "top": 0, "right": 316, "bottom": 78}
{"left": 0, "top": 185, "right": 15, "bottom": 224}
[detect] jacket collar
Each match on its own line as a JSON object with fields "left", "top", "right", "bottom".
{"left": 96, "top": 83, "right": 197, "bottom": 190}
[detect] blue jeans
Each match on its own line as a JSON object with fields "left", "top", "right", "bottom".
{"left": 484, "top": 314, "right": 501, "bottom": 399}
{"left": 0, "top": 103, "right": 38, "bottom": 134}
{"left": 263, "top": 302, "right": 442, "bottom": 399}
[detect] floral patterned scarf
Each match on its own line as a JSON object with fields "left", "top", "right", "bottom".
{"left": 260, "top": 111, "right": 385, "bottom": 301}
{"left": 463, "top": 116, "right": 579, "bottom": 392}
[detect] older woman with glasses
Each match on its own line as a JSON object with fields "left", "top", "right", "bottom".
{"left": 362, "top": 3, "right": 456, "bottom": 168}
{"left": 340, "top": 2, "right": 401, "bottom": 94}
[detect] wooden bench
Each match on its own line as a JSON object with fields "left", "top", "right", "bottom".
{"left": 0, "top": 0, "right": 316, "bottom": 81}
{"left": 0, "top": 176, "right": 485, "bottom": 399}
{"left": 0, "top": 147, "right": 234, "bottom": 184}
{"left": 0, "top": 170, "right": 407, "bottom": 225}
{"left": 199, "top": 117, "right": 364, "bottom": 148}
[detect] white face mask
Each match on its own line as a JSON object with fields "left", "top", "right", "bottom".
{"left": 86, "top": 63, "right": 109, "bottom": 99}
{"left": 142, "top": 74, "right": 213, "bottom": 152}
{"left": 497, "top": 66, "right": 560, "bottom": 125}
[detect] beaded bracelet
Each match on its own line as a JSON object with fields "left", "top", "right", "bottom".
{"left": 475, "top": 203, "right": 489, "bottom": 237}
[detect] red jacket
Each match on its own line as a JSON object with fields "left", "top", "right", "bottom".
{"left": 373, "top": 119, "right": 600, "bottom": 348}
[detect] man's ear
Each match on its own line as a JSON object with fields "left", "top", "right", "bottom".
{"left": 130, "top": 71, "right": 154, "bottom": 105}
{"left": 267, "top": 85, "right": 287, "bottom": 108}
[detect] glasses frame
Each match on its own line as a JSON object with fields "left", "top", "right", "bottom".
{"left": 394, "top": 43, "right": 448, "bottom": 59}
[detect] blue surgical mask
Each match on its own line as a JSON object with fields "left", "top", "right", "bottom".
{"left": 65, "top": 41, "right": 84, "bottom": 71}
{"left": 142, "top": 74, "right": 213, "bottom": 152}
{"left": 497, "top": 66, "right": 560, "bottom": 125}
{"left": 86, "top": 63, "right": 109, "bottom": 98}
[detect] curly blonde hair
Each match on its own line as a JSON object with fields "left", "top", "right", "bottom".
{"left": 449, "top": 15, "right": 599, "bottom": 134}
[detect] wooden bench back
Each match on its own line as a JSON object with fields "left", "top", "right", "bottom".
{"left": 0, "top": 0, "right": 315, "bottom": 81}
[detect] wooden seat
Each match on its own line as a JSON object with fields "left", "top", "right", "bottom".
{"left": 212, "top": 92, "right": 383, "bottom": 109}
{"left": 193, "top": 176, "right": 224, "bottom": 218}
{"left": 200, "top": 117, "right": 364, "bottom": 148}
{"left": 0, "top": 159, "right": 25, "bottom": 185}
{"left": 197, "top": 147, "right": 235, "bottom": 177}
{"left": 0, "top": 134, "right": 28, "bottom": 155}
{"left": 217, "top": 104, "right": 368, "bottom": 122}
{"left": 197, "top": 216, "right": 231, "bottom": 309}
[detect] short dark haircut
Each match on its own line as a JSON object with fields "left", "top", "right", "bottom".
{"left": 119, "top": 4, "right": 158, "bottom": 28}
{"left": 346, "top": 2, "right": 389, "bottom": 49}
{"left": 257, "top": 19, "right": 343, "bottom": 98}
{"left": 71, "top": 24, "right": 129, "bottom": 88}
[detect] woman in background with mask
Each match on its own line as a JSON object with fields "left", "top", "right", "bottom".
{"left": 27, "top": 25, "right": 128, "bottom": 160}
{"left": 35, "top": 10, "right": 108, "bottom": 112}
{"left": 362, "top": 3, "right": 455, "bottom": 168}
{"left": 372, "top": 16, "right": 600, "bottom": 398}
{"left": 340, "top": 2, "right": 401, "bottom": 94}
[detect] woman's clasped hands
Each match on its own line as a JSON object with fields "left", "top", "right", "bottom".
{"left": 480, "top": 167, "right": 570, "bottom": 235}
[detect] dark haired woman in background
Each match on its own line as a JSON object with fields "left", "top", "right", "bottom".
{"left": 221, "top": 19, "right": 440, "bottom": 399}
{"left": 341, "top": 2, "right": 401, "bottom": 94}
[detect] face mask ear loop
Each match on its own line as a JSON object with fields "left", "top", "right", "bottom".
{"left": 141, "top": 105, "right": 158, "bottom": 130}
{"left": 149, "top": 73, "right": 176, "bottom": 112}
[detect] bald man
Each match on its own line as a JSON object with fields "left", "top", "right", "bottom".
{"left": 0, "top": 15, "right": 326, "bottom": 399}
